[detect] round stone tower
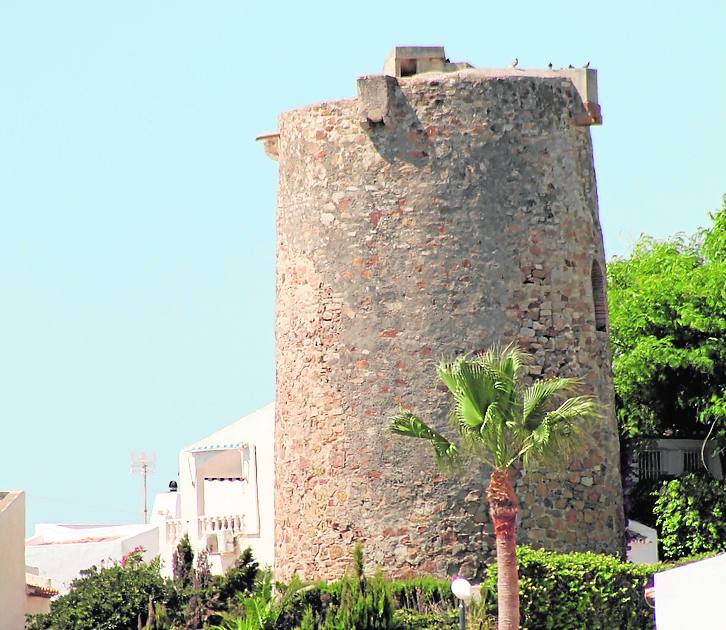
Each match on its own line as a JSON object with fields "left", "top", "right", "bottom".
{"left": 264, "top": 47, "right": 624, "bottom": 581}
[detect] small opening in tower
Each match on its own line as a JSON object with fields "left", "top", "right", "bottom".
{"left": 591, "top": 260, "right": 607, "bottom": 332}
{"left": 399, "top": 59, "right": 417, "bottom": 77}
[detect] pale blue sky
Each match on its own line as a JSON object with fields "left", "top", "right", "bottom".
{"left": 0, "top": 1, "right": 723, "bottom": 532}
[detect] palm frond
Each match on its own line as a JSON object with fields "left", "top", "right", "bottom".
{"left": 390, "top": 345, "right": 598, "bottom": 475}
{"left": 522, "top": 377, "right": 581, "bottom": 430}
{"left": 389, "top": 411, "right": 461, "bottom": 469}
{"left": 518, "top": 395, "right": 599, "bottom": 468}
{"left": 438, "top": 358, "right": 487, "bottom": 428}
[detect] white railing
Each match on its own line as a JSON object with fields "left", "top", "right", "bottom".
{"left": 197, "top": 514, "right": 244, "bottom": 538}
{"left": 636, "top": 439, "right": 723, "bottom": 481}
{"left": 638, "top": 450, "right": 662, "bottom": 480}
{"left": 164, "top": 519, "right": 186, "bottom": 546}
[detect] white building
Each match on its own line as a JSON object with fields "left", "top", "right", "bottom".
{"left": 625, "top": 519, "right": 659, "bottom": 564}
{"left": 153, "top": 403, "right": 275, "bottom": 576}
{"left": 654, "top": 553, "right": 726, "bottom": 629}
{"left": 26, "top": 523, "right": 159, "bottom": 594}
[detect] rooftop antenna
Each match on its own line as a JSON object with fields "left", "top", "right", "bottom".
{"left": 130, "top": 451, "right": 156, "bottom": 524}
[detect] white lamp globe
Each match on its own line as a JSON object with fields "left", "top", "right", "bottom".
{"left": 451, "top": 577, "right": 472, "bottom": 601}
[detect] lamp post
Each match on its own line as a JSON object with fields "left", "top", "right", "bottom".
{"left": 451, "top": 576, "right": 472, "bottom": 630}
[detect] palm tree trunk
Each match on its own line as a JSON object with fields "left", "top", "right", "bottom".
{"left": 487, "top": 468, "right": 520, "bottom": 630}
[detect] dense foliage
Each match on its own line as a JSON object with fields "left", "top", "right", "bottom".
{"left": 607, "top": 198, "right": 726, "bottom": 447}
{"left": 275, "top": 544, "right": 395, "bottom": 629}
{"left": 275, "top": 546, "right": 671, "bottom": 629}
{"left": 27, "top": 540, "right": 261, "bottom": 630}
{"left": 653, "top": 474, "right": 726, "bottom": 560}
{"left": 27, "top": 550, "right": 170, "bottom": 630}
{"left": 30, "top": 541, "right": 695, "bottom": 629}
{"left": 484, "top": 546, "right": 659, "bottom": 630}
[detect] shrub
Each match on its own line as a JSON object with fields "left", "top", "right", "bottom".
{"left": 625, "top": 476, "right": 671, "bottom": 527}
{"left": 484, "top": 546, "right": 658, "bottom": 630}
{"left": 209, "top": 570, "right": 290, "bottom": 630}
{"left": 392, "top": 609, "right": 458, "bottom": 629}
{"left": 388, "top": 576, "right": 455, "bottom": 612}
{"left": 27, "top": 550, "right": 171, "bottom": 630}
{"left": 273, "top": 544, "right": 396, "bottom": 629}
{"left": 316, "top": 544, "right": 394, "bottom": 629}
{"left": 653, "top": 474, "right": 726, "bottom": 560}
{"left": 27, "top": 543, "right": 263, "bottom": 630}
{"left": 216, "top": 546, "right": 260, "bottom": 604}
{"left": 172, "top": 534, "right": 195, "bottom": 587}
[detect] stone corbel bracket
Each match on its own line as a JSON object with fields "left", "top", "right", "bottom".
{"left": 255, "top": 132, "right": 280, "bottom": 161}
{"left": 568, "top": 68, "right": 602, "bottom": 126}
{"left": 356, "top": 75, "right": 398, "bottom": 130}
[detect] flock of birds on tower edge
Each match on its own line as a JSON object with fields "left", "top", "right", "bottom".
{"left": 511, "top": 58, "right": 591, "bottom": 69}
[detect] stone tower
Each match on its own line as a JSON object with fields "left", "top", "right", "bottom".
{"left": 260, "top": 47, "right": 624, "bottom": 581}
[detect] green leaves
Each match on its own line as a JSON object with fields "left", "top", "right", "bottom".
{"left": 484, "top": 547, "right": 660, "bottom": 630}
{"left": 390, "top": 345, "right": 597, "bottom": 472}
{"left": 653, "top": 474, "right": 726, "bottom": 560}
{"left": 608, "top": 198, "right": 726, "bottom": 446}
{"left": 389, "top": 411, "right": 461, "bottom": 469}
{"left": 519, "top": 396, "right": 596, "bottom": 469}
{"left": 27, "top": 555, "right": 170, "bottom": 630}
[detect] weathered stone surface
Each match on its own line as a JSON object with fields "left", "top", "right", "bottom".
{"left": 273, "top": 68, "right": 624, "bottom": 582}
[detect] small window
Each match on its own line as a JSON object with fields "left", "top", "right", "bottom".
{"left": 399, "top": 59, "right": 417, "bottom": 77}
{"left": 591, "top": 261, "right": 607, "bottom": 332}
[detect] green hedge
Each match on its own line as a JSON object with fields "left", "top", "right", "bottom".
{"left": 653, "top": 474, "right": 726, "bottom": 560}
{"left": 484, "top": 547, "right": 658, "bottom": 630}
{"left": 392, "top": 609, "right": 458, "bottom": 629}
{"left": 275, "top": 575, "right": 457, "bottom": 628}
{"left": 388, "top": 576, "right": 455, "bottom": 612}
{"left": 279, "top": 548, "right": 668, "bottom": 629}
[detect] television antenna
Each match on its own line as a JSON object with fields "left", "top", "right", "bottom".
{"left": 130, "top": 452, "right": 157, "bottom": 524}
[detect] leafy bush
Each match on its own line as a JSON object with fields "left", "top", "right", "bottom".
{"left": 653, "top": 474, "right": 726, "bottom": 560}
{"left": 304, "top": 544, "right": 395, "bottom": 629}
{"left": 210, "top": 570, "right": 294, "bottom": 630}
{"left": 484, "top": 547, "right": 658, "bottom": 630}
{"left": 624, "top": 475, "right": 675, "bottom": 527}
{"left": 27, "top": 541, "right": 264, "bottom": 630}
{"left": 392, "top": 609, "right": 458, "bottom": 629}
{"left": 217, "top": 546, "right": 260, "bottom": 603}
{"left": 27, "top": 550, "right": 170, "bottom": 630}
{"left": 388, "top": 576, "right": 454, "bottom": 612}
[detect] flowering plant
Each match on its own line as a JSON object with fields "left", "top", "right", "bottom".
{"left": 120, "top": 546, "right": 145, "bottom": 568}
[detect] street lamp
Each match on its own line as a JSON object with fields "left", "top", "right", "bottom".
{"left": 451, "top": 576, "right": 472, "bottom": 630}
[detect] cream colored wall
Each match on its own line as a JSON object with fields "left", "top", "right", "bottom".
{"left": 25, "top": 594, "right": 52, "bottom": 617}
{"left": 0, "top": 491, "right": 26, "bottom": 630}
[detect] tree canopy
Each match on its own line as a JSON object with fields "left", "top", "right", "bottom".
{"left": 607, "top": 197, "right": 726, "bottom": 448}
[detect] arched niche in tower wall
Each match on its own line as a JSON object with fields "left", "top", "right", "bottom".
{"left": 591, "top": 260, "right": 607, "bottom": 332}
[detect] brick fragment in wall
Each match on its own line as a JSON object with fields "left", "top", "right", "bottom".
{"left": 273, "top": 70, "right": 624, "bottom": 581}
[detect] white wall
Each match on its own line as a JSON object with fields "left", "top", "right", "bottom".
{"left": 626, "top": 520, "right": 658, "bottom": 564}
{"left": 0, "top": 491, "right": 26, "bottom": 630}
{"left": 26, "top": 523, "right": 159, "bottom": 593}
{"left": 150, "top": 491, "right": 180, "bottom": 524}
{"left": 172, "top": 404, "right": 275, "bottom": 570}
{"left": 655, "top": 553, "right": 726, "bottom": 629}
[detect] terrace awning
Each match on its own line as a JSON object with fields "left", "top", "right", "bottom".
{"left": 186, "top": 441, "right": 246, "bottom": 453}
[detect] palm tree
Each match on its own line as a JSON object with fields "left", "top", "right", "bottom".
{"left": 389, "top": 345, "right": 598, "bottom": 630}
